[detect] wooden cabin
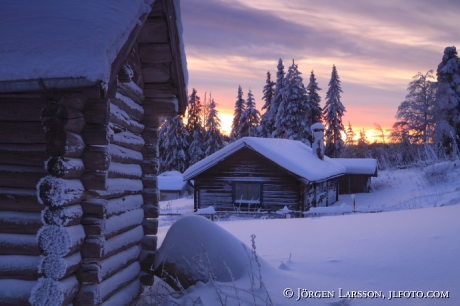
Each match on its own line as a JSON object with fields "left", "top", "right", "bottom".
{"left": 158, "top": 171, "right": 192, "bottom": 201}
{"left": 183, "top": 137, "right": 346, "bottom": 213}
{"left": 0, "top": 0, "right": 187, "bottom": 305}
{"left": 334, "top": 158, "right": 378, "bottom": 194}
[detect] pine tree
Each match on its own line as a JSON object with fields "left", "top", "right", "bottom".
{"left": 345, "top": 122, "right": 356, "bottom": 146}
{"left": 230, "top": 85, "right": 246, "bottom": 141}
{"left": 434, "top": 46, "right": 460, "bottom": 152}
{"left": 160, "top": 115, "right": 189, "bottom": 172}
{"left": 323, "top": 65, "right": 346, "bottom": 157}
{"left": 268, "top": 59, "right": 285, "bottom": 137}
{"left": 188, "top": 129, "right": 205, "bottom": 166}
{"left": 238, "top": 89, "right": 261, "bottom": 137}
{"left": 394, "top": 71, "right": 436, "bottom": 144}
{"left": 274, "top": 60, "right": 311, "bottom": 145}
{"left": 186, "top": 88, "right": 203, "bottom": 136}
{"left": 306, "top": 70, "right": 323, "bottom": 124}
{"left": 204, "top": 98, "right": 224, "bottom": 156}
{"left": 259, "top": 71, "right": 275, "bottom": 137}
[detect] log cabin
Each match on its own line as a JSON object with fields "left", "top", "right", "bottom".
{"left": 334, "top": 158, "right": 378, "bottom": 194}
{"left": 183, "top": 136, "right": 347, "bottom": 213}
{"left": 0, "top": 0, "right": 187, "bottom": 305}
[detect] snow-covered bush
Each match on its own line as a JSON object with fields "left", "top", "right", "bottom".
{"left": 421, "top": 161, "right": 457, "bottom": 185}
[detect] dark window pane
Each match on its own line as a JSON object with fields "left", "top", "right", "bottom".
{"left": 248, "top": 184, "right": 260, "bottom": 201}
{"left": 235, "top": 183, "right": 247, "bottom": 201}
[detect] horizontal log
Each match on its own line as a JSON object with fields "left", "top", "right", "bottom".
{"left": 137, "top": 18, "right": 168, "bottom": 43}
{"left": 142, "top": 63, "right": 170, "bottom": 83}
{"left": 142, "top": 176, "right": 158, "bottom": 189}
{"left": 57, "top": 93, "right": 88, "bottom": 111}
{"left": 82, "top": 145, "right": 110, "bottom": 171}
{"left": 42, "top": 103, "right": 85, "bottom": 134}
{"left": 45, "top": 129, "right": 85, "bottom": 158}
{"left": 42, "top": 205, "right": 83, "bottom": 227}
{"left": 109, "top": 144, "right": 143, "bottom": 164}
{"left": 0, "top": 144, "right": 47, "bottom": 167}
{"left": 141, "top": 235, "right": 157, "bottom": 252}
{"left": 0, "top": 255, "right": 41, "bottom": 280}
{"left": 29, "top": 275, "right": 79, "bottom": 306}
{"left": 0, "top": 122, "right": 45, "bottom": 144}
{"left": 0, "top": 233, "right": 40, "bottom": 255}
{"left": 64, "top": 107, "right": 86, "bottom": 133}
{"left": 82, "top": 124, "right": 109, "bottom": 146}
{"left": 78, "top": 245, "right": 141, "bottom": 283}
{"left": 101, "top": 277, "right": 141, "bottom": 306}
{"left": 108, "top": 162, "right": 142, "bottom": 179}
{"left": 0, "top": 279, "right": 36, "bottom": 306}
{"left": 141, "top": 144, "right": 159, "bottom": 159}
{"left": 46, "top": 157, "right": 85, "bottom": 179}
{"left": 140, "top": 114, "right": 162, "bottom": 128}
{"left": 139, "top": 43, "right": 172, "bottom": 63}
{"left": 143, "top": 97, "right": 178, "bottom": 116}
{"left": 0, "top": 99, "right": 43, "bottom": 121}
{"left": 82, "top": 208, "right": 144, "bottom": 239}
{"left": 75, "top": 262, "right": 140, "bottom": 305}
{"left": 141, "top": 159, "right": 160, "bottom": 175}
{"left": 139, "top": 250, "right": 155, "bottom": 273}
{"left": 0, "top": 164, "right": 47, "bottom": 189}
{"left": 39, "top": 252, "right": 81, "bottom": 280}
{"left": 80, "top": 225, "right": 143, "bottom": 259}
{"left": 37, "top": 176, "right": 85, "bottom": 207}
{"left": 81, "top": 171, "right": 107, "bottom": 191}
{"left": 142, "top": 188, "right": 159, "bottom": 206}
{"left": 142, "top": 219, "right": 158, "bottom": 235}
{"left": 0, "top": 211, "right": 42, "bottom": 234}
{"left": 37, "top": 224, "right": 85, "bottom": 256}
{"left": 86, "top": 178, "right": 143, "bottom": 200}
{"left": 143, "top": 82, "right": 177, "bottom": 99}
{"left": 0, "top": 187, "right": 43, "bottom": 212}
{"left": 109, "top": 105, "right": 144, "bottom": 135}
{"left": 116, "top": 82, "right": 144, "bottom": 105}
{"left": 84, "top": 98, "right": 110, "bottom": 125}
{"left": 142, "top": 127, "right": 158, "bottom": 145}
{"left": 143, "top": 204, "right": 159, "bottom": 218}
{"left": 111, "top": 93, "right": 144, "bottom": 121}
{"left": 109, "top": 130, "right": 145, "bottom": 152}
{"left": 81, "top": 194, "right": 143, "bottom": 217}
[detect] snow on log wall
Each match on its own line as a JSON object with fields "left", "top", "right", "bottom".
{"left": 30, "top": 94, "right": 88, "bottom": 306}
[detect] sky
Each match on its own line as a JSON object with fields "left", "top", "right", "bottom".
{"left": 180, "top": 0, "right": 460, "bottom": 139}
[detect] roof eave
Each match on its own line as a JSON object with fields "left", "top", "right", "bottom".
{"left": 0, "top": 77, "right": 99, "bottom": 94}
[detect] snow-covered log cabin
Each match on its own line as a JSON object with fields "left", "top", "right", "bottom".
{"left": 334, "top": 158, "right": 378, "bottom": 194}
{"left": 183, "top": 136, "right": 347, "bottom": 213}
{"left": 0, "top": 0, "right": 187, "bottom": 305}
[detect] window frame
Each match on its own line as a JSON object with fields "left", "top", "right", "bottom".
{"left": 232, "top": 181, "right": 264, "bottom": 206}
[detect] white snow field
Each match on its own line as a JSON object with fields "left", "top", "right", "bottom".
{"left": 151, "top": 165, "right": 460, "bottom": 305}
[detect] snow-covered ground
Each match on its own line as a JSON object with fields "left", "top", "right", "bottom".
{"left": 149, "top": 164, "right": 460, "bottom": 305}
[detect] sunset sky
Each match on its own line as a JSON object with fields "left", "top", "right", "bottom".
{"left": 180, "top": 0, "right": 459, "bottom": 139}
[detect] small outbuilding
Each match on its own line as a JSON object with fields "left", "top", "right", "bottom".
{"left": 158, "top": 171, "right": 192, "bottom": 200}
{"left": 334, "top": 158, "right": 378, "bottom": 194}
{"left": 183, "top": 137, "right": 346, "bottom": 212}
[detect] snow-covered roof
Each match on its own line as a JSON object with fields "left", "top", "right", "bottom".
{"left": 333, "top": 158, "right": 378, "bottom": 176}
{"left": 0, "top": 0, "right": 154, "bottom": 84}
{"left": 183, "top": 137, "right": 346, "bottom": 183}
{"left": 158, "top": 171, "right": 186, "bottom": 191}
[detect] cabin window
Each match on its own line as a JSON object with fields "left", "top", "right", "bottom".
{"left": 233, "top": 182, "right": 262, "bottom": 204}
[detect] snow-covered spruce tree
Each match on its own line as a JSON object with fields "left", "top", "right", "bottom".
{"left": 394, "top": 70, "right": 436, "bottom": 144}
{"left": 323, "top": 64, "right": 346, "bottom": 157}
{"left": 186, "top": 88, "right": 203, "bottom": 136}
{"left": 434, "top": 46, "right": 460, "bottom": 153}
{"left": 345, "top": 122, "right": 356, "bottom": 146}
{"left": 306, "top": 70, "right": 323, "bottom": 124}
{"left": 259, "top": 71, "right": 275, "bottom": 137}
{"left": 274, "top": 60, "right": 311, "bottom": 145}
{"left": 188, "top": 129, "right": 205, "bottom": 166}
{"left": 268, "top": 59, "right": 285, "bottom": 138}
{"left": 204, "top": 98, "right": 224, "bottom": 156}
{"left": 160, "top": 115, "right": 189, "bottom": 172}
{"left": 238, "top": 89, "right": 261, "bottom": 137}
{"left": 230, "top": 85, "right": 246, "bottom": 142}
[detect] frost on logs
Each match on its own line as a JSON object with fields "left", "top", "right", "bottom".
{"left": 154, "top": 215, "right": 255, "bottom": 290}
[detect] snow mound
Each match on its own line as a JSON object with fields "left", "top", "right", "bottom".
{"left": 154, "top": 215, "right": 254, "bottom": 289}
